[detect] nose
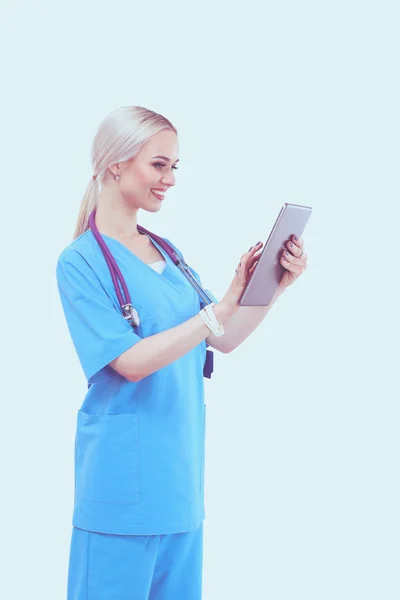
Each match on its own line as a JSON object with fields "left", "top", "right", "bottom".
{"left": 160, "top": 170, "right": 176, "bottom": 187}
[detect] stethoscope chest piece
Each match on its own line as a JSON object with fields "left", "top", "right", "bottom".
{"left": 122, "top": 303, "right": 140, "bottom": 328}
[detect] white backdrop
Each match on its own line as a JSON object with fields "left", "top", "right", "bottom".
{"left": 1, "top": 1, "right": 399, "bottom": 598}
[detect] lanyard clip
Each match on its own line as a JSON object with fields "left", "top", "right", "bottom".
{"left": 122, "top": 303, "right": 140, "bottom": 328}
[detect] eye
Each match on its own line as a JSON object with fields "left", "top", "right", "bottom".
{"left": 153, "top": 162, "right": 179, "bottom": 171}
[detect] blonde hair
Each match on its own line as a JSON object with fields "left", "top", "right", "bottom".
{"left": 73, "top": 105, "right": 178, "bottom": 240}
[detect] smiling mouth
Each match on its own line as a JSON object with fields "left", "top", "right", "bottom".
{"left": 151, "top": 189, "right": 165, "bottom": 200}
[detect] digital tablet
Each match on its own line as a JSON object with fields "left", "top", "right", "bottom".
{"left": 239, "top": 203, "right": 312, "bottom": 306}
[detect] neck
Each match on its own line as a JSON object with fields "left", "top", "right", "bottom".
{"left": 94, "top": 193, "right": 142, "bottom": 241}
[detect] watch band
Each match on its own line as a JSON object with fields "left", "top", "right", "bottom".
{"left": 199, "top": 303, "right": 225, "bottom": 337}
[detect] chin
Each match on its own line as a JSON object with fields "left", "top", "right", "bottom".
{"left": 144, "top": 203, "right": 162, "bottom": 213}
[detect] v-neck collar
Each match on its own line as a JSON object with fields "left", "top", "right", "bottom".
{"left": 97, "top": 231, "right": 171, "bottom": 279}
{"left": 87, "top": 228, "right": 199, "bottom": 302}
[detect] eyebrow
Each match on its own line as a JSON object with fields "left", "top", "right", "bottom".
{"left": 151, "top": 155, "right": 180, "bottom": 163}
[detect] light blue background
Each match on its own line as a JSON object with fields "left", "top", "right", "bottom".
{"left": 1, "top": 1, "right": 398, "bottom": 598}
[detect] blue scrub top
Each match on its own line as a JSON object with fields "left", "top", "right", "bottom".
{"left": 56, "top": 228, "right": 218, "bottom": 536}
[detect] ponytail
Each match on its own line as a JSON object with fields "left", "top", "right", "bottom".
{"left": 72, "top": 178, "right": 99, "bottom": 240}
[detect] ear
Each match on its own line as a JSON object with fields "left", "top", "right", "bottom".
{"left": 108, "top": 163, "right": 120, "bottom": 177}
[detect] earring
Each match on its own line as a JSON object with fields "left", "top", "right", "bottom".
{"left": 114, "top": 174, "right": 120, "bottom": 181}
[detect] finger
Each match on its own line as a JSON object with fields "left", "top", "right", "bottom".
{"left": 246, "top": 241, "right": 263, "bottom": 256}
{"left": 291, "top": 235, "right": 304, "bottom": 250}
{"left": 247, "top": 254, "right": 260, "bottom": 271}
{"left": 248, "top": 261, "right": 258, "bottom": 277}
{"left": 282, "top": 249, "right": 303, "bottom": 266}
{"left": 238, "top": 242, "right": 263, "bottom": 267}
{"left": 280, "top": 251, "right": 305, "bottom": 274}
{"left": 286, "top": 240, "right": 308, "bottom": 266}
{"left": 285, "top": 239, "right": 304, "bottom": 259}
{"left": 236, "top": 243, "right": 263, "bottom": 277}
{"left": 243, "top": 247, "right": 263, "bottom": 271}
{"left": 237, "top": 245, "right": 261, "bottom": 273}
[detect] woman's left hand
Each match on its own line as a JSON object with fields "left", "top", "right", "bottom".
{"left": 278, "top": 235, "right": 308, "bottom": 290}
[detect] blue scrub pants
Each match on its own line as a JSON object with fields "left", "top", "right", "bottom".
{"left": 67, "top": 523, "right": 203, "bottom": 599}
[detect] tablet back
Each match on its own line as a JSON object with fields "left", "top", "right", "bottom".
{"left": 239, "top": 203, "right": 312, "bottom": 306}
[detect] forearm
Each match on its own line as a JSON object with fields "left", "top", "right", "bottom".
{"left": 128, "top": 306, "right": 232, "bottom": 381}
{"left": 209, "top": 285, "right": 286, "bottom": 353}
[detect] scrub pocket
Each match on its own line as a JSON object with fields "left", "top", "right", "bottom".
{"left": 200, "top": 404, "right": 206, "bottom": 492}
{"left": 75, "top": 410, "right": 140, "bottom": 505}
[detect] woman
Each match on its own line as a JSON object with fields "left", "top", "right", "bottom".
{"left": 56, "top": 105, "right": 308, "bottom": 599}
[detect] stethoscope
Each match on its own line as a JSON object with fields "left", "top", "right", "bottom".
{"left": 88, "top": 208, "right": 215, "bottom": 378}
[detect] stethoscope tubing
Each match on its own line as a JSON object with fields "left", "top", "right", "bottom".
{"left": 88, "top": 208, "right": 213, "bottom": 326}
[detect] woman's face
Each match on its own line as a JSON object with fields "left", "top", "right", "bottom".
{"left": 117, "top": 129, "right": 179, "bottom": 212}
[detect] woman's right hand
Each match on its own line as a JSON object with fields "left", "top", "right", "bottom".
{"left": 215, "top": 241, "right": 264, "bottom": 321}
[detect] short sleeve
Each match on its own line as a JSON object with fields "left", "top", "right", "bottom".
{"left": 56, "top": 250, "right": 142, "bottom": 383}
